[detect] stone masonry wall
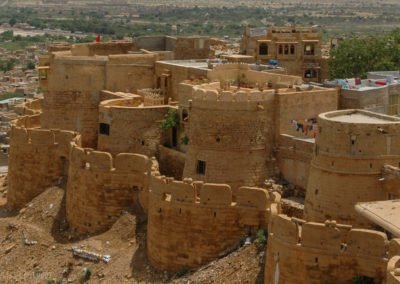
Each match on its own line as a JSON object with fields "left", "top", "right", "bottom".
{"left": 276, "top": 134, "right": 314, "bottom": 191}
{"left": 305, "top": 110, "right": 400, "bottom": 227}
{"left": 182, "top": 86, "right": 276, "bottom": 193}
{"left": 97, "top": 97, "right": 169, "bottom": 157}
{"left": 66, "top": 145, "right": 152, "bottom": 234}
{"left": 147, "top": 173, "right": 280, "bottom": 272}
{"left": 265, "top": 214, "right": 391, "bottom": 284}
{"left": 8, "top": 115, "right": 81, "bottom": 209}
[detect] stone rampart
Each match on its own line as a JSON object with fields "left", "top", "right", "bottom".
{"left": 276, "top": 134, "right": 314, "bottom": 191}
{"left": 146, "top": 172, "right": 280, "bottom": 271}
{"left": 13, "top": 98, "right": 42, "bottom": 116}
{"left": 305, "top": 110, "right": 400, "bottom": 227}
{"left": 182, "top": 85, "right": 276, "bottom": 191}
{"left": 265, "top": 214, "right": 391, "bottom": 284}
{"left": 97, "top": 97, "right": 170, "bottom": 157}
{"left": 66, "top": 144, "right": 153, "bottom": 234}
{"left": 8, "top": 115, "right": 81, "bottom": 209}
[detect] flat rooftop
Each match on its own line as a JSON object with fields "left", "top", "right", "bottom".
{"left": 355, "top": 199, "right": 400, "bottom": 237}
{"left": 157, "top": 60, "right": 210, "bottom": 69}
{"left": 324, "top": 110, "right": 400, "bottom": 124}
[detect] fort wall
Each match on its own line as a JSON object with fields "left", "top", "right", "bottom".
{"left": 387, "top": 256, "right": 400, "bottom": 284}
{"left": 155, "top": 61, "right": 209, "bottom": 101}
{"left": 265, "top": 214, "right": 390, "bottom": 284}
{"left": 41, "top": 52, "right": 157, "bottom": 148}
{"left": 13, "top": 98, "right": 42, "bottom": 116}
{"left": 66, "top": 144, "right": 152, "bottom": 234}
{"left": 8, "top": 115, "right": 81, "bottom": 209}
{"left": 182, "top": 86, "right": 276, "bottom": 192}
{"left": 207, "top": 63, "right": 302, "bottom": 87}
{"left": 276, "top": 134, "right": 314, "bottom": 190}
{"left": 275, "top": 87, "right": 338, "bottom": 140}
{"left": 305, "top": 110, "right": 400, "bottom": 227}
{"left": 147, "top": 173, "right": 280, "bottom": 271}
{"left": 97, "top": 97, "right": 170, "bottom": 157}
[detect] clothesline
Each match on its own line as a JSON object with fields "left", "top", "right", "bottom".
{"left": 291, "top": 117, "right": 318, "bottom": 138}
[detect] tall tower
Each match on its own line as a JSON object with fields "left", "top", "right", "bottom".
{"left": 304, "top": 109, "right": 400, "bottom": 227}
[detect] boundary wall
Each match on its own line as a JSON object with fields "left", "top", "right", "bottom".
{"left": 276, "top": 134, "right": 314, "bottom": 191}
{"left": 265, "top": 214, "right": 393, "bottom": 284}
{"left": 8, "top": 114, "right": 81, "bottom": 209}
{"left": 146, "top": 171, "right": 280, "bottom": 271}
{"left": 66, "top": 144, "right": 153, "bottom": 234}
{"left": 13, "top": 98, "right": 42, "bottom": 116}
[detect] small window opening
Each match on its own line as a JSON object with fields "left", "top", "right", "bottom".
{"left": 259, "top": 43, "right": 268, "bottom": 55}
{"left": 99, "top": 123, "right": 110, "bottom": 135}
{"left": 196, "top": 160, "right": 206, "bottom": 175}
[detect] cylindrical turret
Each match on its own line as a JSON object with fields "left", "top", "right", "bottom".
{"left": 182, "top": 84, "right": 276, "bottom": 193}
{"left": 304, "top": 109, "right": 400, "bottom": 227}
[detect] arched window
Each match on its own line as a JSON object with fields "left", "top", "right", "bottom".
{"left": 290, "top": 44, "right": 295, "bottom": 55}
{"left": 278, "top": 45, "right": 283, "bottom": 55}
{"left": 259, "top": 43, "right": 268, "bottom": 55}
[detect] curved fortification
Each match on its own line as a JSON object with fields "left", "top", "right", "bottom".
{"left": 8, "top": 115, "right": 81, "bottom": 209}
{"left": 97, "top": 97, "right": 170, "bottom": 157}
{"left": 182, "top": 84, "right": 275, "bottom": 192}
{"left": 304, "top": 110, "right": 400, "bottom": 227}
{"left": 146, "top": 171, "right": 280, "bottom": 271}
{"left": 265, "top": 214, "right": 395, "bottom": 284}
{"left": 66, "top": 144, "right": 152, "bottom": 234}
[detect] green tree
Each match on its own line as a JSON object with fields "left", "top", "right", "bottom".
{"left": 9, "top": 17, "right": 17, "bottom": 27}
{"left": 328, "top": 28, "right": 400, "bottom": 79}
{"left": 26, "top": 61, "right": 35, "bottom": 70}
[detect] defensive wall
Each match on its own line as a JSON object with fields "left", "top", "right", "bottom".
{"left": 381, "top": 165, "right": 400, "bottom": 199}
{"left": 39, "top": 48, "right": 157, "bottom": 147}
{"left": 146, "top": 171, "right": 281, "bottom": 272}
{"left": 66, "top": 144, "right": 153, "bottom": 234}
{"left": 206, "top": 63, "right": 301, "bottom": 87}
{"left": 265, "top": 214, "right": 394, "bottom": 284}
{"left": 13, "top": 98, "right": 42, "bottom": 116}
{"left": 305, "top": 110, "right": 400, "bottom": 227}
{"left": 97, "top": 96, "right": 170, "bottom": 157}
{"left": 70, "top": 41, "right": 137, "bottom": 56}
{"left": 276, "top": 134, "right": 314, "bottom": 191}
{"left": 275, "top": 86, "right": 338, "bottom": 140}
{"left": 8, "top": 114, "right": 81, "bottom": 209}
{"left": 155, "top": 61, "right": 209, "bottom": 102}
{"left": 387, "top": 256, "right": 400, "bottom": 284}
{"left": 182, "top": 83, "right": 276, "bottom": 192}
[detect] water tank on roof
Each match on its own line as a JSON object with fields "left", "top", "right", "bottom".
{"left": 268, "top": 59, "right": 278, "bottom": 66}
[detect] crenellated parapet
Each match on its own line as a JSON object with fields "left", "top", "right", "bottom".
{"left": 182, "top": 82, "right": 276, "bottom": 190}
{"left": 146, "top": 171, "right": 280, "bottom": 271}
{"left": 66, "top": 144, "right": 154, "bottom": 234}
{"left": 265, "top": 214, "right": 392, "bottom": 284}
{"left": 8, "top": 115, "right": 81, "bottom": 209}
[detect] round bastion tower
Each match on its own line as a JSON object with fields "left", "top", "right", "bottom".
{"left": 304, "top": 109, "right": 400, "bottom": 227}
{"left": 182, "top": 82, "right": 275, "bottom": 194}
